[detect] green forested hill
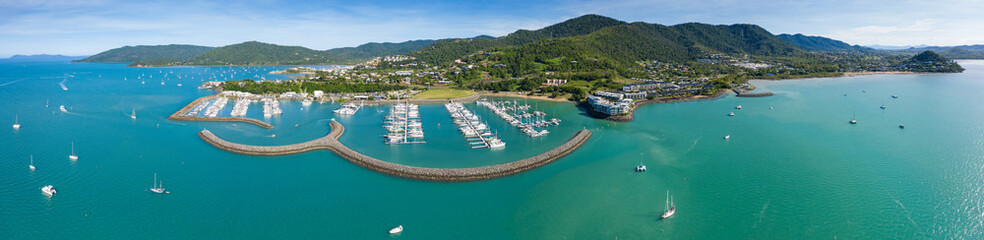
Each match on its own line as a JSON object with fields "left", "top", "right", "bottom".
{"left": 411, "top": 14, "right": 627, "bottom": 64}
{"left": 454, "top": 20, "right": 805, "bottom": 78}
{"left": 128, "top": 40, "right": 439, "bottom": 66}
{"left": 777, "top": 33, "right": 868, "bottom": 51}
{"left": 323, "top": 40, "right": 437, "bottom": 62}
{"left": 412, "top": 16, "right": 804, "bottom": 70}
{"left": 155, "top": 41, "right": 331, "bottom": 66}
{"left": 74, "top": 44, "right": 215, "bottom": 63}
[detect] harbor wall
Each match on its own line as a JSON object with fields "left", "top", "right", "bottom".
{"left": 198, "top": 120, "right": 592, "bottom": 182}
{"left": 169, "top": 94, "right": 274, "bottom": 129}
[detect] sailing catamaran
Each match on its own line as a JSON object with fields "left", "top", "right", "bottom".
{"left": 662, "top": 191, "right": 676, "bottom": 219}
{"left": 149, "top": 173, "right": 168, "bottom": 194}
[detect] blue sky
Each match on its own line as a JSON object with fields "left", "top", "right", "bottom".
{"left": 1, "top": 0, "right": 982, "bottom": 57}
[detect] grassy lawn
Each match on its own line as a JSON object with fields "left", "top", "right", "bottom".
{"left": 413, "top": 88, "right": 475, "bottom": 99}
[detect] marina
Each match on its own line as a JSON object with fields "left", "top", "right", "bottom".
{"left": 445, "top": 101, "right": 505, "bottom": 149}
{"left": 382, "top": 101, "right": 426, "bottom": 144}
{"left": 477, "top": 99, "right": 559, "bottom": 138}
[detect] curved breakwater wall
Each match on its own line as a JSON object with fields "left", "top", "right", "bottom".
{"left": 198, "top": 120, "right": 592, "bottom": 182}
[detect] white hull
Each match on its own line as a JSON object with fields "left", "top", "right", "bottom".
{"left": 389, "top": 225, "right": 403, "bottom": 234}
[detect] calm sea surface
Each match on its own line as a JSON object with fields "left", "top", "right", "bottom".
{"left": 3, "top": 59, "right": 984, "bottom": 239}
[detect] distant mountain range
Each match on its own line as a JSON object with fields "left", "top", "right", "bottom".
{"left": 70, "top": 14, "right": 982, "bottom": 67}
{"left": 7, "top": 54, "right": 88, "bottom": 60}
{"left": 776, "top": 33, "right": 869, "bottom": 52}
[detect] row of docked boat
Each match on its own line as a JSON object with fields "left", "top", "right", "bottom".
{"left": 383, "top": 102, "right": 426, "bottom": 144}
{"left": 186, "top": 101, "right": 209, "bottom": 116}
{"left": 230, "top": 98, "right": 253, "bottom": 117}
{"left": 476, "top": 99, "right": 558, "bottom": 138}
{"left": 261, "top": 98, "right": 282, "bottom": 117}
{"left": 334, "top": 102, "right": 362, "bottom": 115}
{"left": 445, "top": 101, "right": 505, "bottom": 149}
{"left": 203, "top": 97, "right": 229, "bottom": 117}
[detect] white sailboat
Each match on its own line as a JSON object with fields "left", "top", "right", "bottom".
{"left": 29, "top": 155, "right": 36, "bottom": 171}
{"left": 661, "top": 191, "right": 676, "bottom": 219}
{"left": 149, "top": 173, "right": 168, "bottom": 194}
{"left": 12, "top": 115, "right": 20, "bottom": 129}
{"left": 69, "top": 142, "right": 78, "bottom": 160}
{"left": 130, "top": 109, "right": 137, "bottom": 119}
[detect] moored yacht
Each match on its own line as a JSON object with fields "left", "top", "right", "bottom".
{"left": 728, "top": 112, "right": 734, "bottom": 117}
{"left": 149, "top": 173, "right": 168, "bottom": 194}
{"left": 69, "top": 142, "right": 78, "bottom": 161}
{"left": 662, "top": 191, "right": 675, "bottom": 219}
{"left": 41, "top": 185, "right": 56, "bottom": 196}
{"left": 29, "top": 155, "right": 36, "bottom": 171}
{"left": 12, "top": 115, "right": 20, "bottom": 129}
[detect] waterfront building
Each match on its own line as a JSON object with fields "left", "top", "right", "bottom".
{"left": 587, "top": 95, "right": 633, "bottom": 116}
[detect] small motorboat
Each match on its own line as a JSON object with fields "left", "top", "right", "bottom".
{"left": 636, "top": 164, "right": 647, "bottom": 172}
{"left": 892, "top": 95, "right": 899, "bottom": 98}
{"left": 724, "top": 135, "right": 730, "bottom": 140}
{"left": 735, "top": 105, "right": 742, "bottom": 109}
{"left": 728, "top": 112, "right": 735, "bottom": 117}
{"left": 59, "top": 105, "right": 68, "bottom": 113}
{"left": 41, "top": 185, "right": 56, "bottom": 196}
{"left": 850, "top": 119, "right": 857, "bottom": 124}
{"left": 880, "top": 105, "right": 886, "bottom": 109}
{"left": 899, "top": 124, "right": 905, "bottom": 129}
{"left": 389, "top": 225, "right": 403, "bottom": 234}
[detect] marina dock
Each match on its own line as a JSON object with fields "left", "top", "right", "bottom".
{"left": 445, "top": 101, "right": 504, "bottom": 149}
{"left": 197, "top": 120, "right": 592, "bottom": 182}
{"left": 168, "top": 94, "right": 274, "bottom": 129}
{"left": 477, "top": 99, "right": 559, "bottom": 137}
{"left": 383, "top": 101, "right": 426, "bottom": 144}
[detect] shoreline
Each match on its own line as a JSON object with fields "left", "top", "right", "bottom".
{"left": 479, "top": 92, "right": 575, "bottom": 103}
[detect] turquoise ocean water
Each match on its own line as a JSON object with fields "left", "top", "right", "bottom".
{"left": 3, "top": 59, "right": 984, "bottom": 239}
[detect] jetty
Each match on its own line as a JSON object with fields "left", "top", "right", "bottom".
{"left": 169, "top": 94, "right": 274, "bottom": 129}
{"left": 198, "top": 120, "right": 591, "bottom": 182}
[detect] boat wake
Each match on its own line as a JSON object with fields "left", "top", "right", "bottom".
{"left": 0, "top": 80, "right": 21, "bottom": 87}
{"left": 753, "top": 200, "right": 770, "bottom": 228}
{"left": 890, "top": 194, "right": 919, "bottom": 228}
{"left": 59, "top": 79, "right": 68, "bottom": 91}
